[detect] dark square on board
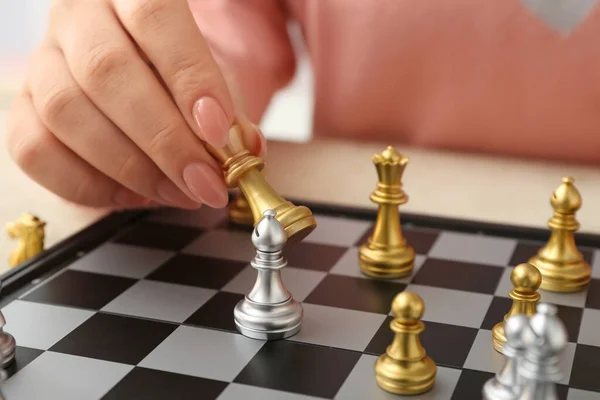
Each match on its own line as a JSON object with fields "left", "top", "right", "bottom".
{"left": 411, "top": 258, "right": 504, "bottom": 295}
{"left": 356, "top": 226, "right": 440, "bottom": 255}
{"left": 5, "top": 346, "right": 44, "bottom": 379}
{"left": 585, "top": 278, "right": 600, "bottom": 310}
{"left": 481, "top": 296, "right": 512, "bottom": 330}
{"left": 554, "top": 305, "right": 583, "bottom": 343}
{"left": 509, "top": 241, "right": 594, "bottom": 267}
{"left": 22, "top": 270, "right": 136, "bottom": 310}
{"left": 451, "top": 369, "right": 495, "bottom": 400}
{"left": 234, "top": 340, "right": 361, "bottom": 399}
{"left": 185, "top": 291, "right": 244, "bottom": 333}
{"left": 303, "top": 274, "right": 406, "bottom": 314}
{"left": 50, "top": 312, "right": 177, "bottom": 365}
{"left": 102, "top": 367, "right": 228, "bottom": 400}
{"left": 283, "top": 241, "right": 348, "bottom": 272}
{"left": 569, "top": 344, "right": 600, "bottom": 392}
{"left": 365, "top": 317, "right": 479, "bottom": 369}
{"left": 114, "top": 221, "right": 203, "bottom": 251}
{"left": 146, "top": 254, "right": 247, "bottom": 290}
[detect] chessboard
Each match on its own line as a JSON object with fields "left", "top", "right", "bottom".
{"left": 0, "top": 197, "right": 598, "bottom": 400}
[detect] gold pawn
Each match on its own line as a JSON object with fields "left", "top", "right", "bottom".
{"left": 359, "top": 146, "right": 415, "bottom": 279}
{"left": 528, "top": 176, "right": 591, "bottom": 292}
{"left": 491, "top": 263, "right": 541, "bottom": 352}
{"left": 228, "top": 190, "right": 254, "bottom": 227}
{"left": 375, "top": 291, "right": 437, "bottom": 395}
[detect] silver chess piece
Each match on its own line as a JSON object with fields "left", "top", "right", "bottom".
{"left": 483, "top": 314, "right": 531, "bottom": 400}
{"left": 234, "top": 209, "right": 303, "bottom": 340}
{"left": 518, "top": 303, "right": 568, "bottom": 400}
{"left": 0, "top": 309, "right": 15, "bottom": 369}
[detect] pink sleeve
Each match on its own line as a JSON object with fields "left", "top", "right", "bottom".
{"left": 188, "top": 0, "right": 297, "bottom": 123}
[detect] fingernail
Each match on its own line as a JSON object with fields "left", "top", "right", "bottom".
{"left": 157, "top": 179, "right": 199, "bottom": 208}
{"left": 114, "top": 188, "right": 150, "bottom": 206}
{"left": 183, "top": 162, "right": 229, "bottom": 208}
{"left": 193, "top": 97, "right": 230, "bottom": 147}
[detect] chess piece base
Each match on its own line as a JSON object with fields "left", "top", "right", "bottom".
{"left": 529, "top": 255, "right": 590, "bottom": 293}
{"left": 374, "top": 353, "right": 436, "bottom": 395}
{"left": 359, "top": 243, "right": 415, "bottom": 279}
{"left": 482, "top": 377, "right": 519, "bottom": 400}
{"left": 234, "top": 296, "right": 303, "bottom": 340}
{"left": 491, "top": 322, "right": 506, "bottom": 353}
{"left": 0, "top": 331, "right": 15, "bottom": 368}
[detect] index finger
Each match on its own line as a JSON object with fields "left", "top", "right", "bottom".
{"left": 111, "top": 0, "right": 235, "bottom": 148}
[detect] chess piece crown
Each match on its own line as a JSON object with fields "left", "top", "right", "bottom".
{"left": 359, "top": 146, "right": 415, "bottom": 279}
{"left": 205, "top": 123, "right": 316, "bottom": 243}
{"left": 492, "top": 263, "right": 541, "bottom": 352}
{"left": 375, "top": 291, "right": 436, "bottom": 395}
{"left": 528, "top": 177, "right": 591, "bottom": 292}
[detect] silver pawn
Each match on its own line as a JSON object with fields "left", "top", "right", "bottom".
{"left": 0, "top": 310, "right": 15, "bottom": 369}
{"left": 234, "top": 209, "right": 303, "bottom": 340}
{"left": 483, "top": 314, "right": 531, "bottom": 400}
{"left": 518, "top": 303, "right": 567, "bottom": 400}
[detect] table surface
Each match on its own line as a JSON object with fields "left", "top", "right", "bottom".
{"left": 1, "top": 110, "right": 600, "bottom": 277}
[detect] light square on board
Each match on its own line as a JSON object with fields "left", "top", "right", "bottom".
{"left": 334, "top": 354, "right": 461, "bottom": 400}
{"left": 3, "top": 351, "right": 133, "bottom": 400}
{"left": 101, "top": 280, "right": 217, "bottom": 323}
{"left": 592, "top": 249, "right": 600, "bottom": 279}
{"left": 403, "top": 284, "right": 494, "bottom": 329}
{"left": 218, "top": 383, "right": 323, "bottom": 400}
{"left": 222, "top": 265, "right": 326, "bottom": 302}
{"left": 182, "top": 229, "right": 256, "bottom": 262}
{"left": 139, "top": 325, "right": 264, "bottom": 382}
{"left": 329, "top": 247, "right": 426, "bottom": 284}
{"left": 287, "top": 303, "right": 386, "bottom": 352}
{"left": 578, "top": 308, "right": 600, "bottom": 347}
{"left": 68, "top": 242, "right": 174, "bottom": 279}
{"left": 463, "top": 329, "right": 576, "bottom": 385}
{"left": 2, "top": 300, "right": 94, "bottom": 351}
{"left": 304, "top": 214, "right": 371, "bottom": 247}
{"left": 146, "top": 206, "right": 227, "bottom": 229}
{"left": 428, "top": 231, "right": 517, "bottom": 267}
{"left": 567, "top": 388, "right": 600, "bottom": 400}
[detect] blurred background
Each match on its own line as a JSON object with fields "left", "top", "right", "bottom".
{"left": 0, "top": 0, "right": 313, "bottom": 141}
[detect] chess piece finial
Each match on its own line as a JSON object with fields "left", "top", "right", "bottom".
{"left": 234, "top": 210, "right": 303, "bottom": 340}
{"left": 483, "top": 314, "right": 531, "bottom": 399}
{"left": 492, "top": 263, "right": 541, "bottom": 352}
{"left": 518, "top": 303, "right": 568, "bottom": 399}
{"left": 228, "top": 190, "right": 254, "bottom": 228}
{"left": 359, "top": 146, "right": 415, "bottom": 279}
{"left": 7, "top": 213, "right": 46, "bottom": 268}
{"left": 375, "top": 291, "right": 437, "bottom": 395}
{"left": 205, "top": 124, "right": 316, "bottom": 243}
{"left": 529, "top": 177, "right": 591, "bottom": 292}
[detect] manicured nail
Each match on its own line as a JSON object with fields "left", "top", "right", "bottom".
{"left": 193, "top": 97, "right": 230, "bottom": 147}
{"left": 157, "top": 179, "right": 198, "bottom": 208}
{"left": 183, "top": 162, "right": 229, "bottom": 208}
{"left": 114, "top": 188, "right": 150, "bottom": 206}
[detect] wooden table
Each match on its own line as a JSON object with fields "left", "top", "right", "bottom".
{"left": 1, "top": 110, "right": 600, "bottom": 276}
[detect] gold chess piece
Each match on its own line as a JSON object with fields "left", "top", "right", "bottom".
{"left": 359, "top": 146, "right": 415, "bottom": 279}
{"left": 205, "top": 123, "right": 316, "bottom": 243}
{"left": 228, "top": 190, "right": 254, "bottom": 226}
{"left": 491, "top": 263, "right": 541, "bottom": 352}
{"left": 6, "top": 213, "right": 46, "bottom": 268}
{"left": 375, "top": 291, "right": 437, "bottom": 395}
{"left": 528, "top": 176, "right": 591, "bottom": 292}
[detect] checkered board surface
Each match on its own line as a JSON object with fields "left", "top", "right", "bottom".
{"left": 1, "top": 203, "right": 600, "bottom": 400}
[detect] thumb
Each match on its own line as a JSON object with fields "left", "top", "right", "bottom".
{"left": 220, "top": 66, "right": 267, "bottom": 158}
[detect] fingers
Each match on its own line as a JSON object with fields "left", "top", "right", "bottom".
{"left": 26, "top": 45, "right": 200, "bottom": 209}
{"left": 53, "top": 1, "right": 229, "bottom": 208}
{"left": 6, "top": 91, "right": 148, "bottom": 208}
{"left": 111, "top": 0, "right": 234, "bottom": 147}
